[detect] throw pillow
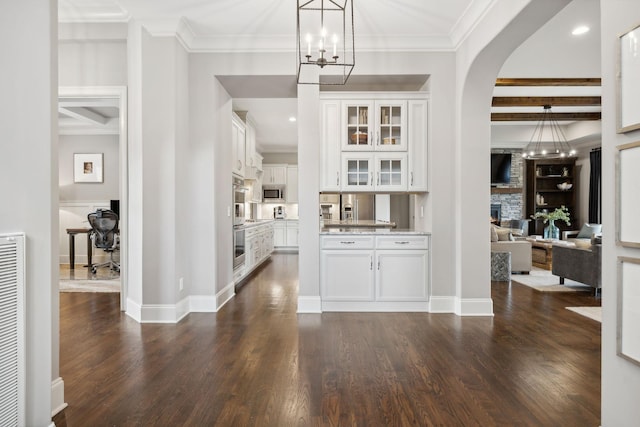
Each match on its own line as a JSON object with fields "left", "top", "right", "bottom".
{"left": 490, "top": 225, "right": 498, "bottom": 242}
{"left": 496, "top": 228, "right": 513, "bottom": 241}
{"left": 577, "top": 223, "right": 602, "bottom": 239}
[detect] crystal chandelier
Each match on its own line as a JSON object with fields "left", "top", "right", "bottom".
{"left": 522, "top": 105, "right": 577, "bottom": 159}
{"left": 296, "top": 0, "right": 355, "bottom": 85}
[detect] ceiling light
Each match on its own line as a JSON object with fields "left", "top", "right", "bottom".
{"left": 522, "top": 105, "right": 576, "bottom": 160}
{"left": 296, "top": 0, "right": 355, "bottom": 85}
{"left": 572, "top": 25, "right": 590, "bottom": 36}
{"left": 289, "top": 116, "right": 297, "bottom": 122}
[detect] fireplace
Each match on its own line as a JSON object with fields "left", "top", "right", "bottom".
{"left": 490, "top": 204, "right": 502, "bottom": 224}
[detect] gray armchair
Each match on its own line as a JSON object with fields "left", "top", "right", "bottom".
{"left": 551, "top": 244, "right": 601, "bottom": 295}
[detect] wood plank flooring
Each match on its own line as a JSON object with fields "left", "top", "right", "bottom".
{"left": 54, "top": 254, "right": 601, "bottom": 426}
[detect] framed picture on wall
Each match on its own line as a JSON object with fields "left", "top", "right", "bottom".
{"left": 617, "top": 22, "right": 640, "bottom": 133}
{"left": 616, "top": 141, "right": 640, "bottom": 247}
{"left": 73, "top": 153, "right": 103, "bottom": 183}
{"left": 617, "top": 257, "right": 640, "bottom": 367}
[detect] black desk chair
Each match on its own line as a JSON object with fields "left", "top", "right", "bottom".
{"left": 87, "top": 209, "right": 120, "bottom": 274}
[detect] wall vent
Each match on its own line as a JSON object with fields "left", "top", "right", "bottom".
{"left": 0, "top": 234, "right": 25, "bottom": 426}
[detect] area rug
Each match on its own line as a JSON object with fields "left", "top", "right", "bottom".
{"left": 59, "top": 279, "right": 120, "bottom": 293}
{"left": 566, "top": 306, "right": 602, "bottom": 323}
{"left": 511, "top": 267, "right": 592, "bottom": 292}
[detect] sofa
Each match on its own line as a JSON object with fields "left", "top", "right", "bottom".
{"left": 561, "top": 223, "right": 602, "bottom": 248}
{"left": 491, "top": 225, "right": 532, "bottom": 273}
{"left": 551, "top": 243, "right": 602, "bottom": 294}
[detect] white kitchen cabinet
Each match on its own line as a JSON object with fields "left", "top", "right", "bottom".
{"left": 248, "top": 176, "right": 262, "bottom": 203}
{"left": 286, "top": 166, "right": 298, "bottom": 203}
{"left": 262, "top": 165, "right": 287, "bottom": 185}
{"left": 286, "top": 220, "right": 299, "bottom": 246}
{"left": 235, "top": 222, "right": 274, "bottom": 283}
{"left": 341, "top": 152, "right": 407, "bottom": 192}
{"left": 320, "top": 234, "right": 429, "bottom": 311}
{"left": 375, "top": 250, "right": 428, "bottom": 301}
{"left": 408, "top": 99, "right": 429, "bottom": 191}
{"left": 320, "top": 100, "right": 342, "bottom": 191}
{"left": 273, "top": 221, "right": 286, "bottom": 247}
{"left": 341, "top": 100, "right": 407, "bottom": 152}
{"left": 321, "top": 250, "right": 375, "bottom": 301}
{"left": 342, "top": 100, "right": 375, "bottom": 151}
{"left": 374, "top": 100, "right": 407, "bottom": 151}
{"left": 231, "top": 114, "right": 246, "bottom": 178}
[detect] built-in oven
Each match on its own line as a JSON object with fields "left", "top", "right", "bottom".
{"left": 233, "top": 226, "right": 245, "bottom": 269}
{"left": 233, "top": 176, "right": 246, "bottom": 226}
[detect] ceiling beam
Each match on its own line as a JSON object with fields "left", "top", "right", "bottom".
{"left": 491, "top": 112, "right": 602, "bottom": 121}
{"left": 495, "top": 78, "right": 601, "bottom": 87}
{"left": 58, "top": 107, "right": 109, "bottom": 125}
{"left": 492, "top": 96, "right": 601, "bottom": 107}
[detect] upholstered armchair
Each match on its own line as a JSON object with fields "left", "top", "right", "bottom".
{"left": 551, "top": 244, "right": 601, "bottom": 295}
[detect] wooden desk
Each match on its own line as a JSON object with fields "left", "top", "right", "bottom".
{"left": 66, "top": 228, "right": 92, "bottom": 269}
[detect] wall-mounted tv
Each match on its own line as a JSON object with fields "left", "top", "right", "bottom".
{"left": 491, "top": 153, "right": 512, "bottom": 185}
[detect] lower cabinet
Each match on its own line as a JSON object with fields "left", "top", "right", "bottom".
{"left": 237, "top": 222, "right": 274, "bottom": 283}
{"left": 320, "top": 234, "right": 430, "bottom": 311}
{"left": 274, "top": 219, "right": 299, "bottom": 250}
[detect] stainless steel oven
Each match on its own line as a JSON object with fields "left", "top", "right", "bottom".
{"left": 233, "top": 226, "right": 245, "bottom": 269}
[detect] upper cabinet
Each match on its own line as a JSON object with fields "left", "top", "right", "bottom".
{"left": 342, "top": 100, "right": 407, "bottom": 151}
{"left": 262, "top": 164, "right": 287, "bottom": 186}
{"left": 235, "top": 111, "right": 262, "bottom": 180}
{"left": 286, "top": 166, "right": 298, "bottom": 203}
{"left": 321, "top": 93, "right": 428, "bottom": 192}
{"left": 231, "top": 113, "right": 246, "bottom": 178}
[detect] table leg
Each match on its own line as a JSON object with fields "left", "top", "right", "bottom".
{"left": 69, "top": 233, "right": 76, "bottom": 269}
{"left": 86, "top": 233, "right": 93, "bottom": 268}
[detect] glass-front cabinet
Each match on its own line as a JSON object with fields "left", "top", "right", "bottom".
{"left": 343, "top": 101, "right": 374, "bottom": 150}
{"left": 342, "top": 152, "right": 407, "bottom": 192}
{"left": 342, "top": 100, "right": 407, "bottom": 151}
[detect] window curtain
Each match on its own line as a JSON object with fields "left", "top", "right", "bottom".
{"left": 588, "top": 148, "right": 601, "bottom": 223}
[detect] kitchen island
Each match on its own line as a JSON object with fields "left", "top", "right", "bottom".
{"left": 319, "top": 228, "right": 431, "bottom": 312}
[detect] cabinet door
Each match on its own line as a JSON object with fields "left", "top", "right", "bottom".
{"left": 408, "top": 99, "right": 429, "bottom": 191}
{"left": 320, "top": 100, "right": 342, "bottom": 191}
{"left": 375, "top": 250, "right": 428, "bottom": 301}
{"left": 321, "top": 250, "right": 374, "bottom": 301}
{"left": 231, "top": 117, "right": 246, "bottom": 177}
{"left": 375, "top": 153, "right": 407, "bottom": 192}
{"left": 342, "top": 100, "right": 375, "bottom": 151}
{"left": 263, "top": 165, "right": 287, "bottom": 185}
{"left": 342, "top": 153, "right": 374, "bottom": 192}
{"left": 286, "top": 166, "right": 298, "bottom": 203}
{"left": 286, "top": 222, "right": 299, "bottom": 247}
{"left": 273, "top": 224, "right": 286, "bottom": 247}
{"left": 374, "top": 100, "right": 407, "bottom": 151}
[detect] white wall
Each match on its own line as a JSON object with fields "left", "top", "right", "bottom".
{"left": 59, "top": 134, "right": 120, "bottom": 201}
{"left": 601, "top": 1, "right": 640, "bottom": 425}
{"left": 0, "top": 1, "right": 56, "bottom": 423}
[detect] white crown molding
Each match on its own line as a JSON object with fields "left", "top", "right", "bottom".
{"left": 450, "top": 0, "right": 498, "bottom": 48}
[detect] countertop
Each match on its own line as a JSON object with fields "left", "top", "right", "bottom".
{"left": 321, "top": 219, "right": 396, "bottom": 229}
{"left": 320, "top": 228, "right": 430, "bottom": 235}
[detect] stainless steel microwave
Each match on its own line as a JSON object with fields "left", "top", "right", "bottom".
{"left": 263, "top": 187, "right": 284, "bottom": 201}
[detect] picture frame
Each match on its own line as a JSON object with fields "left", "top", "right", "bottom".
{"left": 617, "top": 22, "right": 640, "bottom": 133}
{"left": 617, "top": 257, "right": 640, "bottom": 367}
{"left": 616, "top": 141, "right": 640, "bottom": 247}
{"left": 73, "top": 153, "right": 103, "bottom": 183}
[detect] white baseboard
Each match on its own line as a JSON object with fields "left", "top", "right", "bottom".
{"left": 428, "top": 296, "right": 457, "bottom": 313}
{"left": 321, "top": 300, "right": 429, "bottom": 312}
{"left": 216, "top": 281, "right": 235, "bottom": 311}
{"left": 51, "top": 377, "right": 67, "bottom": 417}
{"left": 297, "top": 296, "right": 322, "bottom": 313}
{"left": 455, "top": 297, "right": 494, "bottom": 316}
{"left": 188, "top": 295, "right": 218, "bottom": 312}
{"left": 125, "top": 298, "right": 142, "bottom": 322}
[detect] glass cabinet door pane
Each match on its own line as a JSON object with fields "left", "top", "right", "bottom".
{"left": 347, "top": 105, "right": 370, "bottom": 146}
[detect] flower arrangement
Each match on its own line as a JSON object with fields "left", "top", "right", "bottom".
{"left": 532, "top": 206, "right": 571, "bottom": 225}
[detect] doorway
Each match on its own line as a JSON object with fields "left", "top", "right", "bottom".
{"left": 58, "top": 86, "right": 128, "bottom": 309}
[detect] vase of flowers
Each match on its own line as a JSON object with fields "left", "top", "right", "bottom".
{"left": 532, "top": 206, "right": 571, "bottom": 240}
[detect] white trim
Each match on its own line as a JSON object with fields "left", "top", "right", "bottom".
{"left": 188, "top": 295, "right": 218, "bottom": 312}
{"left": 297, "top": 296, "right": 322, "bottom": 313}
{"left": 428, "top": 296, "right": 457, "bottom": 313}
{"left": 321, "top": 300, "right": 429, "bottom": 312}
{"left": 455, "top": 298, "right": 494, "bottom": 316}
{"left": 125, "top": 298, "right": 142, "bottom": 322}
{"left": 216, "top": 282, "right": 236, "bottom": 311}
{"left": 138, "top": 302, "right": 190, "bottom": 323}
{"left": 51, "top": 377, "right": 67, "bottom": 417}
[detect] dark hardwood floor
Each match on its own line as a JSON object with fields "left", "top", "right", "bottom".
{"left": 54, "top": 254, "right": 601, "bottom": 426}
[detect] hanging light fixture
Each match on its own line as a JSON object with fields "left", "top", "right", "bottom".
{"left": 522, "top": 105, "right": 577, "bottom": 159}
{"left": 297, "top": 0, "right": 355, "bottom": 85}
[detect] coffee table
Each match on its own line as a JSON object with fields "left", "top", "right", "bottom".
{"left": 526, "top": 238, "right": 574, "bottom": 270}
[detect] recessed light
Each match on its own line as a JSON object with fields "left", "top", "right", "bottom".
{"left": 572, "top": 25, "right": 590, "bottom": 36}
{"left": 289, "top": 116, "right": 297, "bottom": 122}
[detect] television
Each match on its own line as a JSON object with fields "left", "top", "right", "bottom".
{"left": 491, "top": 153, "right": 512, "bottom": 185}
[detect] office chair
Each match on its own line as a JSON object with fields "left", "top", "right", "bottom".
{"left": 87, "top": 209, "right": 120, "bottom": 274}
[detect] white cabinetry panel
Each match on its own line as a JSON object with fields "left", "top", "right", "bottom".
{"left": 321, "top": 250, "right": 374, "bottom": 301}
{"left": 376, "top": 250, "right": 428, "bottom": 301}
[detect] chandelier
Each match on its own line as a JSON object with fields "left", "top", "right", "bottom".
{"left": 296, "top": 0, "right": 355, "bottom": 85}
{"left": 522, "top": 105, "right": 576, "bottom": 159}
